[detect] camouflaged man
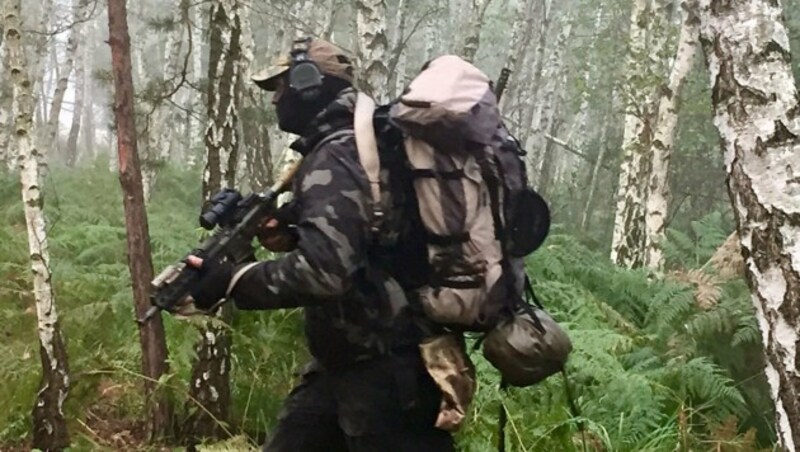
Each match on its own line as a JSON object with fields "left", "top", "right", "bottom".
{"left": 186, "top": 38, "right": 455, "bottom": 451}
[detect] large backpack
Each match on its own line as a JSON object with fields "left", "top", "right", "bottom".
{"left": 354, "top": 55, "right": 570, "bottom": 389}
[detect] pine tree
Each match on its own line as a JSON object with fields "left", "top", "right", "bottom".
{"left": 106, "top": 0, "right": 173, "bottom": 439}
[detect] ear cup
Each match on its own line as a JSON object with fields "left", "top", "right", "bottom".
{"left": 289, "top": 39, "right": 323, "bottom": 102}
{"left": 289, "top": 60, "right": 323, "bottom": 101}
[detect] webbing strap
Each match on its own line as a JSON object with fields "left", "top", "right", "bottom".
{"left": 354, "top": 93, "right": 382, "bottom": 228}
{"left": 410, "top": 168, "right": 465, "bottom": 180}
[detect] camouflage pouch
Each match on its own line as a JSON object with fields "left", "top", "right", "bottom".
{"left": 418, "top": 333, "right": 476, "bottom": 432}
{"left": 482, "top": 307, "right": 572, "bottom": 387}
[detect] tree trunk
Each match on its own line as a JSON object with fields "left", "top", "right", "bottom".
{"left": 106, "top": 0, "right": 172, "bottom": 440}
{"left": 65, "top": 0, "right": 90, "bottom": 167}
{"left": 516, "top": 0, "right": 551, "bottom": 148}
{"left": 46, "top": 0, "right": 86, "bottom": 155}
{"left": 460, "top": 0, "right": 491, "bottom": 62}
{"left": 527, "top": 13, "right": 572, "bottom": 183}
{"left": 82, "top": 20, "right": 96, "bottom": 162}
{"left": 143, "top": 0, "right": 187, "bottom": 201}
{"left": 580, "top": 123, "right": 610, "bottom": 232}
{"left": 0, "top": 35, "right": 12, "bottom": 171}
{"left": 355, "top": 0, "right": 389, "bottom": 102}
{"left": 498, "top": 0, "right": 535, "bottom": 111}
{"left": 239, "top": 0, "right": 272, "bottom": 190}
{"left": 186, "top": 0, "right": 242, "bottom": 443}
{"left": 322, "top": 0, "right": 339, "bottom": 40}
{"left": 4, "top": 1, "right": 71, "bottom": 449}
{"left": 644, "top": 0, "right": 699, "bottom": 270}
{"left": 424, "top": 0, "right": 442, "bottom": 60}
{"left": 698, "top": 0, "right": 800, "bottom": 448}
{"left": 186, "top": 1, "right": 205, "bottom": 164}
{"left": 609, "top": 0, "right": 662, "bottom": 269}
{"left": 386, "top": 0, "right": 407, "bottom": 98}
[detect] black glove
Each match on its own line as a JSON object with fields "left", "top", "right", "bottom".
{"left": 189, "top": 255, "right": 234, "bottom": 311}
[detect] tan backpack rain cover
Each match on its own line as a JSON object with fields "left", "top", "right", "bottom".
{"left": 355, "top": 55, "right": 570, "bottom": 430}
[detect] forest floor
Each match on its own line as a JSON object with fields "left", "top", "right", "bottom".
{"left": 0, "top": 379, "right": 254, "bottom": 452}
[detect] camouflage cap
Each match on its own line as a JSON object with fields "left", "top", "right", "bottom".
{"left": 252, "top": 39, "right": 355, "bottom": 91}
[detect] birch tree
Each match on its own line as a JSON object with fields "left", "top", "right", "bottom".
{"left": 0, "top": 35, "right": 12, "bottom": 171}
{"left": 386, "top": 0, "right": 408, "bottom": 97}
{"left": 355, "top": 0, "right": 389, "bottom": 102}
{"left": 698, "top": 0, "right": 800, "bottom": 448}
{"left": 644, "top": 0, "right": 699, "bottom": 270}
{"left": 424, "top": 0, "right": 442, "bottom": 60}
{"left": 46, "top": 0, "right": 88, "bottom": 154}
{"left": 106, "top": 0, "right": 173, "bottom": 439}
{"left": 4, "top": 0, "right": 70, "bottom": 448}
{"left": 528, "top": 11, "right": 573, "bottom": 187}
{"left": 498, "top": 0, "right": 535, "bottom": 111}
{"left": 460, "top": 0, "right": 492, "bottom": 62}
{"left": 65, "top": 0, "right": 91, "bottom": 167}
{"left": 142, "top": 0, "right": 188, "bottom": 201}
{"left": 186, "top": 0, "right": 242, "bottom": 441}
{"left": 81, "top": 19, "right": 96, "bottom": 160}
{"left": 609, "top": 0, "right": 666, "bottom": 268}
{"left": 516, "top": 0, "right": 551, "bottom": 150}
{"left": 239, "top": 0, "right": 272, "bottom": 190}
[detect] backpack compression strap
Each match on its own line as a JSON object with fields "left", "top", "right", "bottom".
{"left": 354, "top": 93, "right": 383, "bottom": 231}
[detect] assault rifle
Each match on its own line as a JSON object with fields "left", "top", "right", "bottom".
{"left": 139, "top": 161, "right": 302, "bottom": 323}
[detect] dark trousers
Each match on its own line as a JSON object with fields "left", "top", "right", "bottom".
{"left": 263, "top": 353, "right": 455, "bottom": 452}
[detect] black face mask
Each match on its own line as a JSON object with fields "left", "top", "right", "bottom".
{"left": 275, "top": 75, "right": 351, "bottom": 135}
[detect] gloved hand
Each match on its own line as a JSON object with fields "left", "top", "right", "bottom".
{"left": 257, "top": 202, "right": 300, "bottom": 252}
{"left": 257, "top": 218, "right": 298, "bottom": 252}
{"left": 186, "top": 255, "right": 234, "bottom": 311}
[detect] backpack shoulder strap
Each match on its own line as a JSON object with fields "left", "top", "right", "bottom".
{"left": 354, "top": 92, "right": 383, "bottom": 230}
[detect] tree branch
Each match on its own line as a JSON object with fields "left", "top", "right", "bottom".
{"left": 544, "top": 133, "right": 614, "bottom": 171}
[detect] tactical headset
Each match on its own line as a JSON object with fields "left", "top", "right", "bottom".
{"left": 288, "top": 38, "right": 323, "bottom": 101}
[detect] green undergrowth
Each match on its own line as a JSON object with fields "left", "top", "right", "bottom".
{"left": 0, "top": 165, "right": 776, "bottom": 451}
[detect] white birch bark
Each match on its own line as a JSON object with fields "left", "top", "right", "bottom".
{"left": 526, "top": 11, "right": 572, "bottom": 181}
{"left": 4, "top": 0, "right": 70, "bottom": 448}
{"left": 698, "top": 0, "right": 800, "bottom": 448}
{"left": 460, "top": 0, "right": 491, "bottom": 62}
{"left": 31, "top": 0, "right": 53, "bottom": 130}
{"left": 498, "top": 0, "right": 535, "bottom": 111}
{"left": 65, "top": 8, "right": 86, "bottom": 167}
{"left": 46, "top": 0, "right": 86, "bottom": 154}
{"left": 0, "top": 36, "right": 11, "bottom": 171}
{"left": 355, "top": 0, "right": 389, "bottom": 102}
{"left": 188, "top": 1, "right": 205, "bottom": 163}
{"left": 322, "top": 0, "right": 339, "bottom": 40}
{"left": 610, "top": 0, "right": 664, "bottom": 268}
{"left": 567, "top": 6, "right": 604, "bottom": 159}
{"left": 517, "top": 0, "right": 551, "bottom": 148}
{"left": 188, "top": 0, "right": 242, "bottom": 439}
{"left": 644, "top": 0, "right": 699, "bottom": 270}
{"left": 424, "top": 0, "right": 442, "bottom": 60}
{"left": 387, "top": 0, "right": 407, "bottom": 97}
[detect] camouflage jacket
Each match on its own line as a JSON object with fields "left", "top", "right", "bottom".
{"left": 231, "top": 88, "right": 428, "bottom": 368}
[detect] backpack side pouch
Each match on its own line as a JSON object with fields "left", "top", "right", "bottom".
{"left": 482, "top": 307, "right": 572, "bottom": 387}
